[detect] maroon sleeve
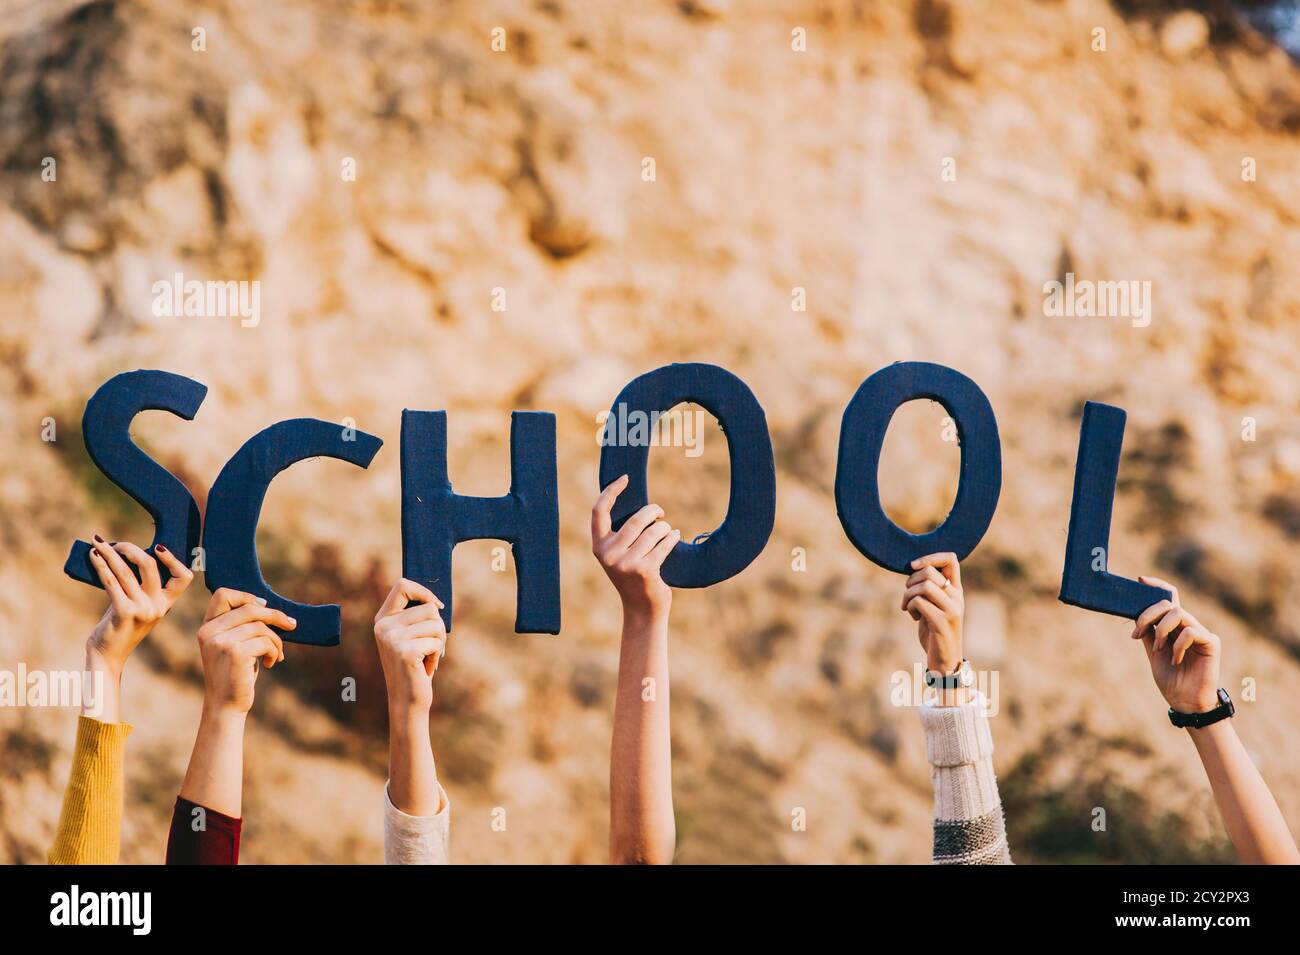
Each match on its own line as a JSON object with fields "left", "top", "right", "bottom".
{"left": 165, "top": 796, "right": 242, "bottom": 865}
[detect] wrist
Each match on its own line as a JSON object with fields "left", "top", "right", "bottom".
{"left": 200, "top": 700, "right": 250, "bottom": 729}
{"left": 925, "top": 653, "right": 961, "bottom": 675}
{"left": 621, "top": 599, "right": 670, "bottom": 630}
{"left": 1168, "top": 691, "right": 1221, "bottom": 715}
{"left": 1168, "top": 688, "right": 1234, "bottom": 730}
{"left": 1186, "top": 716, "right": 1235, "bottom": 743}
{"left": 388, "top": 704, "right": 432, "bottom": 737}
{"left": 84, "top": 642, "right": 125, "bottom": 681}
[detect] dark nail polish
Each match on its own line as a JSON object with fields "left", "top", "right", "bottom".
{"left": 155, "top": 544, "right": 167, "bottom": 553}
{"left": 92, "top": 534, "right": 104, "bottom": 543}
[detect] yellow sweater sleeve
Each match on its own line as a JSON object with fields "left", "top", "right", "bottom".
{"left": 47, "top": 716, "right": 132, "bottom": 865}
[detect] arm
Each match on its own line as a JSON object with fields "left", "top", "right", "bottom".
{"left": 1134, "top": 577, "right": 1300, "bottom": 864}
{"left": 169, "top": 588, "right": 293, "bottom": 863}
{"left": 49, "top": 538, "right": 193, "bottom": 864}
{"left": 374, "top": 578, "right": 450, "bottom": 865}
{"left": 592, "top": 475, "right": 681, "bottom": 865}
{"left": 904, "top": 553, "right": 1012, "bottom": 865}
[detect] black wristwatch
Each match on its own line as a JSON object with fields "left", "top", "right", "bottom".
{"left": 924, "top": 659, "right": 974, "bottom": 690}
{"left": 1168, "top": 688, "right": 1234, "bottom": 729}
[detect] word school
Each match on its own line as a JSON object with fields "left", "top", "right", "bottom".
{"left": 63, "top": 362, "right": 1168, "bottom": 645}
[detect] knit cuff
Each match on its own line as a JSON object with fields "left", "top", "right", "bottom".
{"left": 383, "top": 781, "right": 450, "bottom": 865}
{"left": 917, "top": 694, "right": 994, "bottom": 768}
{"left": 47, "top": 716, "right": 132, "bottom": 865}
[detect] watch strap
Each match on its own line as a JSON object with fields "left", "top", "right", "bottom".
{"left": 924, "top": 659, "right": 972, "bottom": 689}
{"left": 1168, "top": 688, "right": 1234, "bottom": 729}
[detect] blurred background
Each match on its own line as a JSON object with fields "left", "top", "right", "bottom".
{"left": 2, "top": 0, "right": 1300, "bottom": 863}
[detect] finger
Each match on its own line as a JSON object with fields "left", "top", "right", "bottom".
{"left": 153, "top": 544, "right": 195, "bottom": 594}
{"left": 402, "top": 635, "right": 444, "bottom": 659}
{"left": 908, "top": 596, "right": 947, "bottom": 632}
{"left": 591, "top": 474, "right": 629, "bottom": 543}
{"left": 205, "top": 588, "right": 264, "bottom": 622}
{"left": 1153, "top": 607, "right": 1189, "bottom": 652}
{"left": 89, "top": 548, "right": 130, "bottom": 610}
{"left": 212, "top": 602, "right": 298, "bottom": 634}
{"left": 375, "top": 578, "right": 440, "bottom": 620}
{"left": 1139, "top": 575, "right": 1180, "bottom": 606}
{"left": 1170, "top": 626, "right": 1208, "bottom": 666}
{"left": 238, "top": 626, "right": 284, "bottom": 665}
{"left": 628, "top": 520, "right": 674, "bottom": 560}
{"left": 901, "top": 567, "right": 946, "bottom": 610}
{"left": 403, "top": 636, "right": 446, "bottom": 676}
{"left": 646, "top": 528, "right": 681, "bottom": 569}
{"left": 219, "top": 621, "right": 277, "bottom": 644}
{"left": 920, "top": 578, "right": 957, "bottom": 614}
{"left": 387, "top": 602, "right": 447, "bottom": 634}
{"left": 236, "top": 634, "right": 283, "bottom": 669}
{"left": 93, "top": 536, "right": 144, "bottom": 600}
{"left": 905, "top": 566, "right": 945, "bottom": 590}
{"left": 901, "top": 579, "right": 957, "bottom": 616}
{"left": 911, "top": 552, "right": 961, "bottom": 590}
{"left": 1132, "top": 599, "right": 1174, "bottom": 639}
{"left": 391, "top": 619, "right": 448, "bottom": 644}
{"left": 1186, "top": 626, "right": 1218, "bottom": 663}
{"left": 114, "top": 541, "right": 162, "bottom": 596}
{"left": 610, "top": 503, "right": 664, "bottom": 551}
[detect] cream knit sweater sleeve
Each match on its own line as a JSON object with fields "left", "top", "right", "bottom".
{"left": 383, "top": 781, "right": 450, "bottom": 865}
{"left": 917, "top": 695, "right": 1013, "bottom": 865}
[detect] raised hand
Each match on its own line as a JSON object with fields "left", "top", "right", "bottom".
{"left": 374, "top": 578, "right": 449, "bottom": 822}
{"left": 195, "top": 589, "right": 294, "bottom": 716}
{"left": 373, "top": 578, "right": 448, "bottom": 716}
{"left": 901, "top": 552, "right": 964, "bottom": 676}
{"left": 1132, "top": 576, "right": 1220, "bottom": 714}
{"left": 177, "top": 589, "right": 294, "bottom": 822}
{"left": 1131, "top": 575, "right": 1299, "bottom": 863}
{"left": 85, "top": 536, "right": 194, "bottom": 675}
{"left": 595, "top": 476, "right": 680, "bottom": 864}
{"left": 591, "top": 474, "right": 680, "bottom": 620}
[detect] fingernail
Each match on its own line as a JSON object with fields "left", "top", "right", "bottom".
{"left": 93, "top": 534, "right": 104, "bottom": 543}
{"left": 155, "top": 544, "right": 168, "bottom": 553}
{"left": 287, "top": 617, "right": 297, "bottom": 626}
{"left": 256, "top": 597, "right": 268, "bottom": 606}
